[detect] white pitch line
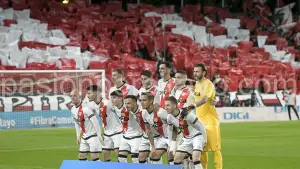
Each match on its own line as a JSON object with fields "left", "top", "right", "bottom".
{"left": 223, "top": 133, "right": 294, "bottom": 139}
{"left": 0, "top": 164, "right": 57, "bottom": 169}
{"left": 0, "top": 146, "right": 77, "bottom": 152}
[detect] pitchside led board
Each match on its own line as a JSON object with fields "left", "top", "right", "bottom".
{"left": 60, "top": 160, "right": 182, "bottom": 169}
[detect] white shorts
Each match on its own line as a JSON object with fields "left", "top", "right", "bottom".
{"left": 79, "top": 135, "right": 102, "bottom": 153}
{"left": 176, "top": 134, "right": 205, "bottom": 154}
{"left": 119, "top": 135, "right": 142, "bottom": 154}
{"left": 139, "top": 136, "right": 169, "bottom": 152}
{"left": 103, "top": 132, "right": 122, "bottom": 151}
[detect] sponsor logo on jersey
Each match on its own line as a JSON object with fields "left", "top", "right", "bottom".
{"left": 194, "top": 92, "right": 200, "bottom": 96}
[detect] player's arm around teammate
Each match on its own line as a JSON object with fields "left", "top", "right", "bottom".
{"left": 165, "top": 96, "right": 206, "bottom": 169}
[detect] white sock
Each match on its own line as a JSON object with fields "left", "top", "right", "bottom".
{"left": 189, "top": 161, "right": 195, "bottom": 169}
{"left": 151, "top": 158, "right": 162, "bottom": 164}
{"left": 183, "top": 159, "right": 189, "bottom": 169}
{"left": 169, "top": 160, "right": 174, "bottom": 165}
{"left": 194, "top": 161, "right": 202, "bottom": 169}
{"left": 132, "top": 158, "right": 139, "bottom": 163}
{"left": 118, "top": 155, "right": 127, "bottom": 163}
{"left": 147, "top": 157, "right": 151, "bottom": 164}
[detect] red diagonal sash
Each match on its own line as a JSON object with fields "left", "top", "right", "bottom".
{"left": 136, "top": 111, "right": 145, "bottom": 132}
{"left": 99, "top": 102, "right": 107, "bottom": 128}
{"left": 78, "top": 105, "right": 85, "bottom": 134}
{"left": 179, "top": 117, "right": 189, "bottom": 136}
{"left": 160, "top": 79, "right": 175, "bottom": 107}
{"left": 149, "top": 86, "right": 157, "bottom": 96}
{"left": 178, "top": 88, "right": 190, "bottom": 109}
{"left": 153, "top": 112, "right": 164, "bottom": 137}
{"left": 121, "top": 107, "right": 129, "bottom": 133}
{"left": 120, "top": 85, "right": 129, "bottom": 98}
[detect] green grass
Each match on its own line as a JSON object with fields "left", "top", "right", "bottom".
{"left": 1, "top": 121, "right": 299, "bottom": 169}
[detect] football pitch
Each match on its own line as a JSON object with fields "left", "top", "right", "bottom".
{"left": 0, "top": 121, "right": 299, "bottom": 169}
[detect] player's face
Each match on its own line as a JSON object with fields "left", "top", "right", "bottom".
{"left": 111, "top": 96, "right": 122, "bottom": 106}
{"left": 165, "top": 101, "right": 175, "bottom": 114}
{"left": 70, "top": 91, "right": 80, "bottom": 105}
{"left": 87, "top": 90, "right": 97, "bottom": 102}
{"left": 175, "top": 73, "right": 186, "bottom": 86}
{"left": 140, "top": 95, "right": 151, "bottom": 109}
{"left": 194, "top": 67, "right": 204, "bottom": 81}
{"left": 141, "top": 75, "right": 151, "bottom": 87}
{"left": 159, "top": 64, "right": 170, "bottom": 78}
{"left": 125, "top": 98, "right": 137, "bottom": 112}
{"left": 112, "top": 71, "right": 122, "bottom": 84}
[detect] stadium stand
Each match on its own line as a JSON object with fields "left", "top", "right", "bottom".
{"left": 0, "top": 0, "right": 300, "bottom": 100}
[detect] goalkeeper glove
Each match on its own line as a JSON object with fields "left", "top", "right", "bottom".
{"left": 181, "top": 104, "right": 196, "bottom": 118}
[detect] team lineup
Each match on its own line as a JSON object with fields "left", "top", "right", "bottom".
{"left": 70, "top": 62, "right": 223, "bottom": 169}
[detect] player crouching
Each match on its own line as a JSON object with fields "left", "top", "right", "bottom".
{"left": 165, "top": 96, "right": 207, "bottom": 169}
{"left": 138, "top": 92, "right": 169, "bottom": 164}
{"left": 70, "top": 89, "right": 104, "bottom": 161}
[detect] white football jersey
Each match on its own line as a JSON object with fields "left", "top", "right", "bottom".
{"left": 88, "top": 99, "right": 122, "bottom": 136}
{"left": 139, "top": 85, "right": 158, "bottom": 96}
{"left": 71, "top": 103, "right": 100, "bottom": 139}
{"left": 171, "top": 86, "right": 195, "bottom": 109}
{"left": 154, "top": 78, "right": 176, "bottom": 107}
{"left": 144, "top": 108, "right": 169, "bottom": 138}
{"left": 167, "top": 111, "right": 203, "bottom": 139}
{"left": 120, "top": 106, "right": 144, "bottom": 138}
{"left": 109, "top": 83, "right": 139, "bottom": 98}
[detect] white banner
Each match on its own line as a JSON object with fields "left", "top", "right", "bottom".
{"left": 216, "top": 106, "right": 299, "bottom": 123}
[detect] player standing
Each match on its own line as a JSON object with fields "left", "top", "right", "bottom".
{"left": 109, "top": 69, "right": 139, "bottom": 98}
{"left": 118, "top": 95, "right": 146, "bottom": 163}
{"left": 70, "top": 89, "right": 104, "bottom": 161}
{"left": 86, "top": 85, "right": 123, "bottom": 162}
{"left": 154, "top": 61, "right": 176, "bottom": 109}
{"left": 138, "top": 92, "right": 169, "bottom": 164}
{"left": 165, "top": 96, "right": 207, "bottom": 169}
{"left": 153, "top": 61, "right": 176, "bottom": 165}
{"left": 171, "top": 70, "right": 195, "bottom": 109}
{"left": 139, "top": 70, "right": 158, "bottom": 97}
{"left": 193, "top": 63, "right": 223, "bottom": 169}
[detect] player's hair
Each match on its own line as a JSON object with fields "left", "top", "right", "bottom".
{"left": 112, "top": 69, "right": 124, "bottom": 76}
{"left": 141, "top": 70, "right": 152, "bottom": 78}
{"left": 176, "top": 70, "right": 187, "bottom": 76}
{"left": 166, "top": 96, "right": 178, "bottom": 105}
{"left": 110, "top": 90, "right": 123, "bottom": 97}
{"left": 141, "top": 92, "right": 154, "bottom": 102}
{"left": 86, "top": 85, "right": 101, "bottom": 91}
{"left": 194, "top": 63, "right": 207, "bottom": 76}
{"left": 124, "top": 95, "right": 138, "bottom": 102}
{"left": 160, "top": 61, "right": 173, "bottom": 69}
{"left": 156, "top": 60, "right": 175, "bottom": 79}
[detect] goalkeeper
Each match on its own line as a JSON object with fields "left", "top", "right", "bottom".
{"left": 193, "top": 63, "right": 223, "bottom": 169}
